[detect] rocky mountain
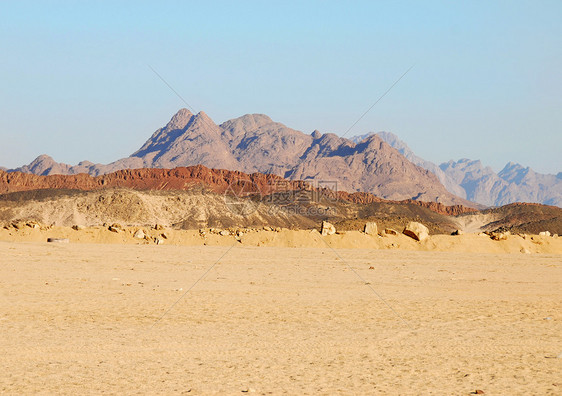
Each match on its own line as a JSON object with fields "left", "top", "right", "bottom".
{"left": 357, "top": 132, "right": 466, "bottom": 198}
{"left": 9, "top": 109, "right": 473, "bottom": 207}
{"left": 371, "top": 132, "right": 562, "bottom": 208}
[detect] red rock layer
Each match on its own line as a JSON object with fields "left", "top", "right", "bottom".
{"left": 0, "top": 166, "right": 475, "bottom": 216}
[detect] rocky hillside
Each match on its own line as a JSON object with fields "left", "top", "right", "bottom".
{"left": 3, "top": 167, "right": 561, "bottom": 234}
{"left": 370, "top": 131, "right": 562, "bottom": 207}
{"left": 0, "top": 167, "right": 475, "bottom": 216}
{"left": 0, "top": 181, "right": 469, "bottom": 234}
{"left": 455, "top": 202, "right": 562, "bottom": 235}
{"left": 9, "top": 109, "right": 473, "bottom": 207}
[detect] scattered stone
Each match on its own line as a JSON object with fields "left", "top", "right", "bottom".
{"left": 520, "top": 247, "right": 531, "bottom": 254}
{"left": 108, "top": 223, "right": 122, "bottom": 233}
{"left": 403, "top": 221, "right": 429, "bottom": 241}
{"left": 369, "top": 266, "right": 375, "bottom": 270}
{"left": 321, "top": 221, "right": 336, "bottom": 236}
{"left": 26, "top": 221, "right": 40, "bottom": 229}
{"left": 490, "top": 231, "right": 509, "bottom": 241}
{"left": 473, "top": 390, "right": 485, "bottom": 395}
{"left": 154, "top": 224, "right": 164, "bottom": 231}
{"left": 451, "top": 229, "right": 463, "bottom": 236}
{"left": 154, "top": 237, "right": 164, "bottom": 245}
{"left": 553, "top": 234, "right": 559, "bottom": 238}
{"left": 133, "top": 229, "right": 145, "bottom": 239}
{"left": 219, "top": 230, "right": 230, "bottom": 236}
{"left": 363, "top": 222, "right": 378, "bottom": 236}
{"left": 161, "top": 232, "right": 168, "bottom": 239}
{"left": 539, "top": 231, "right": 551, "bottom": 237}
{"left": 72, "top": 225, "right": 85, "bottom": 231}
{"left": 384, "top": 228, "right": 398, "bottom": 236}
{"left": 47, "top": 238, "right": 69, "bottom": 243}
{"left": 263, "top": 226, "right": 273, "bottom": 231}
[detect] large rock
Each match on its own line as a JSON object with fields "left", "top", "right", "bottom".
{"left": 403, "top": 222, "right": 429, "bottom": 241}
{"left": 321, "top": 221, "right": 336, "bottom": 236}
{"left": 363, "top": 222, "right": 378, "bottom": 235}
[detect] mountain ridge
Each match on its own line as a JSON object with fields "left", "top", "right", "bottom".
{"left": 8, "top": 109, "right": 474, "bottom": 207}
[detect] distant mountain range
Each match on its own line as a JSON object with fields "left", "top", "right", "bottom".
{"left": 359, "top": 132, "right": 562, "bottom": 207}
{"left": 6, "top": 109, "right": 561, "bottom": 207}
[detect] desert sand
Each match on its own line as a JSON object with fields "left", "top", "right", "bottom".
{"left": 1, "top": 236, "right": 561, "bottom": 395}
{"left": 1, "top": 225, "right": 562, "bottom": 254}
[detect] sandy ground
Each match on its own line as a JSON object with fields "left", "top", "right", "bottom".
{"left": 0, "top": 240, "right": 561, "bottom": 395}
{"left": 1, "top": 225, "right": 562, "bottom": 254}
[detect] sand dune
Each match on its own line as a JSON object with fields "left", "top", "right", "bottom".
{"left": 0, "top": 241, "right": 561, "bottom": 394}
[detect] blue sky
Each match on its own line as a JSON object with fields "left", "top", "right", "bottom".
{"left": 0, "top": 0, "right": 560, "bottom": 173}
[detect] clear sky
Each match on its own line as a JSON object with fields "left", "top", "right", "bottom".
{"left": 0, "top": 0, "right": 560, "bottom": 173}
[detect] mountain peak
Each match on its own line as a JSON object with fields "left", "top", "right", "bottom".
{"left": 165, "top": 108, "right": 193, "bottom": 130}
{"left": 349, "top": 132, "right": 376, "bottom": 143}
{"left": 31, "top": 154, "right": 56, "bottom": 163}
{"left": 190, "top": 111, "right": 218, "bottom": 131}
{"left": 498, "top": 161, "right": 531, "bottom": 184}
{"left": 500, "top": 161, "right": 525, "bottom": 172}
{"left": 14, "top": 154, "right": 71, "bottom": 176}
